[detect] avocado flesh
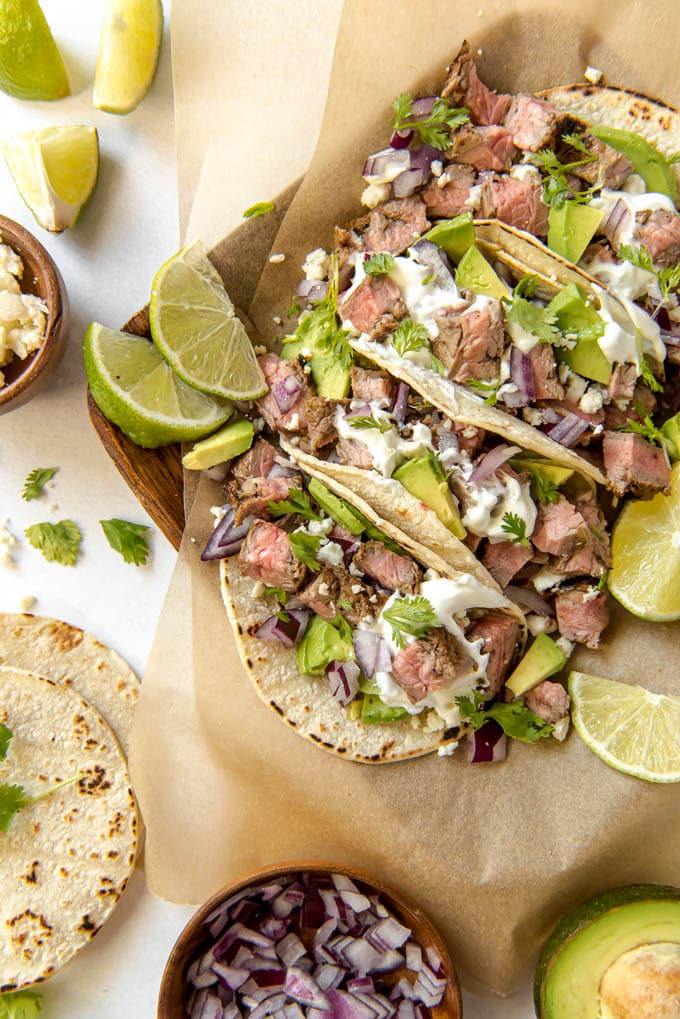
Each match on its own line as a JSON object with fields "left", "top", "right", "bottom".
{"left": 309, "top": 353, "right": 351, "bottom": 398}
{"left": 297, "top": 614, "right": 353, "bottom": 675}
{"left": 182, "top": 417, "right": 251, "bottom": 470}
{"left": 455, "top": 245, "right": 510, "bottom": 299}
{"left": 547, "top": 202, "right": 605, "bottom": 264}
{"left": 307, "top": 478, "right": 366, "bottom": 535}
{"left": 661, "top": 415, "right": 680, "bottom": 461}
{"left": 423, "top": 212, "right": 475, "bottom": 262}
{"left": 538, "top": 895, "right": 680, "bottom": 1019}
{"left": 591, "top": 125, "right": 678, "bottom": 203}
{"left": 511, "top": 459, "right": 574, "bottom": 488}
{"left": 547, "top": 284, "right": 612, "bottom": 385}
{"left": 361, "top": 694, "right": 408, "bottom": 724}
{"left": 280, "top": 339, "right": 303, "bottom": 360}
{"left": 392, "top": 456, "right": 466, "bottom": 539}
{"left": 505, "top": 632, "right": 566, "bottom": 697}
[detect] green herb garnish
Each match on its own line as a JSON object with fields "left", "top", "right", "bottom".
{"left": 391, "top": 93, "right": 469, "bottom": 151}
{"left": 430, "top": 354, "right": 446, "bottom": 375}
{"left": 267, "top": 488, "right": 322, "bottom": 521}
{"left": 263, "top": 586, "right": 288, "bottom": 605}
{"left": 284, "top": 255, "right": 352, "bottom": 370}
{"left": 100, "top": 519, "right": 150, "bottom": 566}
{"left": 363, "top": 253, "right": 396, "bottom": 277}
{"left": 24, "top": 520, "right": 82, "bottom": 567}
{"left": 391, "top": 318, "right": 430, "bottom": 358}
{"left": 619, "top": 243, "right": 680, "bottom": 302}
{"left": 0, "top": 724, "right": 12, "bottom": 761}
{"left": 530, "top": 135, "right": 600, "bottom": 209}
{"left": 467, "top": 377, "right": 500, "bottom": 406}
{"left": 501, "top": 512, "right": 530, "bottom": 548}
{"left": 382, "top": 595, "right": 438, "bottom": 649}
{"left": 504, "top": 275, "right": 559, "bottom": 344}
{"left": 288, "top": 531, "right": 323, "bottom": 572}
{"left": 596, "top": 572, "right": 608, "bottom": 592}
{"left": 286, "top": 295, "right": 302, "bottom": 319}
{"left": 243, "top": 201, "right": 275, "bottom": 219}
{"left": 620, "top": 412, "right": 666, "bottom": 447}
{"left": 0, "top": 773, "right": 82, "bottom": 833}
{"left": 639, "top": 355, "right": 664, "bottom": 394}
{"left": 22, "top": 467, "right": 57, "bottom": 501}
{"left": 456, "top": 690, "right": 554, "bottom": 743}
{"left": 348, "top": 415, "right": 393, "bottom": 433}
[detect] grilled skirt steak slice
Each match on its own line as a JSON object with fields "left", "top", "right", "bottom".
{"left": 352, "top": 540, "right": 421, "bottom": 593}
{"left": 238, "top": 521, "right": 307, "bottom": 592}
{"left": 467, "top": 612, "right": 518, "bottom": 697}
{"left": 391, "top": 628, "right": 468, "bottom": 703}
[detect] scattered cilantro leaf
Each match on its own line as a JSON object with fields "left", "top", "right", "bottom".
{"left": 243, "top": 201, "right": 275, "bottom": 219}
{"left": 529, "top": 138, "right": 600, "bottom": 209}
{"left": 338, "top": 598, "right": 353, "bottom": 612}
{"left": 519, "top": 463, "right": 560, "bottom": 505}
{"left": 501, "top": 512, "right": 530, "bottom": 547}
{"left": 422, "top": 273, "right": 436, "bottom": 285}
{"left": 22, "top": 467, "right": 57, "bottom": 501}
{"left": 0, "top": 774, "right": 82, "bottom": 833}
{"left": 288, "top": 531, "right": 322, "bottom": 572}
{"left": 0, "top": 989, "right": 43, "bottom": 1019}
{"left": 560, "top": 131, "right": 591, "bottom": 155}
{"left": 430, "top": 354, "right": 446, "bottom": 375}
{"left": 263, "top": 586, "right": 288, "bottom": 605}
{"left": 284, "top": 255, "right": 352, "bottom": 370}
{"left": 505, "top": 277, "right": 559, "bottom": 343}
{"left": 286, "top": 295, "right": 302, "bottom": 319}
{"left": 639, "top": 356, "right": 664, "bottom": 393}
{"left": 658, "top": 263, "right": 680, "bottom": 301}
{"left": 456, "top": 690, "right": 553, "bottom": 743}
{"left": 391, "top": 93, "right": 469, "bottom": 151}
{"left": 391, "top": 318, "right": 430, "bottom": 358}
{"left": 382, "top": 595, "right": 437, "bottom": 649}
{"left": 274, "top": 610, "right": 290, "bottom": 622}
{"left": 100, "top": 519, "right": 150, "bottom": 566}
{"left": 513, "top": 274, "right": 539, "bottom": 299}
{"left": 620, "top": 413, "right": 666, "bottom": 447}
{"left": 24, "top": 520, "right": 81, "bottom": 567}
{"left": 363, "top": 253, "right": 396, "bottom": 277}
{"left": 467, "top": 377, "right": 500, "bottom": 406}
{"left": 348, "top": 415, "right": 393, "bottom": 434}
{"left": 596, "top": 572, "right": 608, "bottom": 592}
{"left": 0, "top": 724, "right": 12, "bottom": 761}
{"left": 619, "top": 242, "right": 654, "bottom": 274}
{"left": 267, "top": 488, "right": 322, "bottom": 521}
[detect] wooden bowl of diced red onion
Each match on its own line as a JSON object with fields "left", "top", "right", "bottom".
{"left": 157, "top": 863, "right": 463, "bottom": 1019}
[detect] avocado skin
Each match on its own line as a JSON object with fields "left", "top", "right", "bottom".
{"left": 534, "top": 883, "right": 680, "bottom": 1017}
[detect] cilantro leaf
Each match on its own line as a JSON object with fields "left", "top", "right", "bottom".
{"left": 288, "top": 531, "right": 323, "bottom": 572}
{"left": 513, "top": 462, "right": 560, "bottom": 505}
{"left": 658, "top": 263, "right": 680, "bottom": 300}
{"left": 338, "top": 598, "right": 352, "bottom": 612}
{"left": 363, "top": 253, "right": 396, "bottom": 277}
{"left": 22, "top": 467, "right": 57, "bottom": 502}
{"left": 0, "top": 724, "right": 12, "bottom": 761}
{"left": 619, "top": 242, "right": 654, "bottom": 274}
{"left": 243, "top": 201, "right": 275, "bottom": 219}
{"left": 430, "top": 354, "right": 446, "bottom": 375}
{"left": 620, "top": 412, "right": 666, "bottom": 447}
{"left": 513, "top": 274, "right": 539, "bottom": 299}
{"left": 560, "top": 131, "right": 591, "bottom": 155}
{"left": 505, "top": 278, "right": 559, "bottom": 343}
{"left": 391, "top": 93, "right": 469, "bottom": 151}
{"left": 348, "top": 415, "right": 393, "bottom": 433}
{"left": 285, "top": 255, "right": 352, "bottom": 370}
{"left": 639, "top": 356, "right": 664, "bottom": 394}
{"left": 286, "top": 295, "right": 302, "bottom": 320}
{"left": 501, "top": 512, "right": 530, "bottom": 547}
{"left": 100, "top": 519, "right": 150, "bottom": 566}
{"left": 596, "top": 572, "right": 608, "bottom": 592}
{"left": 0, "top": 784, "right": 28, "bottom": 833}
{"left": 267, "top": 488, "right": 322, "bottom": 521}
{"left": 391, "top": 318, "right": 430, "bottom": 358}
{"left": 263, "top": 586, "right": 288, "bottom": 605}
{"left": 382, "top": 595, "right": 437, "bottom": 649}
{"left": 529, "top": 138, "right": 600, "bottom": 208}
{"left": 0, "top": 989, "right": 43, "bottom": 1019}
{"left": 24, "top": 520, "right": 81, "bottom": 566}
{"left": 456, "top": 690, "right": 553, "bottom": 743}
{"left": 467, "top": 377, "right": 500, "bottom": 406}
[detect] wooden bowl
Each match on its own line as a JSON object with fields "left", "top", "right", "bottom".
{"left": 0, "top": 215, "right": 70, "bottom": 414}
{"left": 157, "top": 862, "right": 463, "bottom": 1019}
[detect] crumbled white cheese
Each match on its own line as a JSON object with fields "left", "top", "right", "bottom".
{"left": 0, "top": 238, "right": 48, "bottom": 388}
{"left": 268, "top": 253, "right": 286, "bottom": 264}
{"left": 424, "top": 710, "right": 447, "bottom": 733}
{"left": 18, "top": 594, "right": 36, "bottom": 611}
{"left": 252, "top": 581, "right": 266, "bottom": 598}
{"left": 532, "top": 568, "right": 565, "bottom": 593}
{"left": 476, "top": 47, "right": 484, "bottom": 56}
{"left": 286, "top": 413, "right": 300, "bottom": 430}
{"left": 368, "top": 594, "right": 378, "bottom": 604}
{"left": 351, "top": 584, "right": 363, "bottom": 594}
{"left": 566, "top": 372, "right": 588, "bottom": 404}
{"left": 522, "top": 407, "right": 544, "bottom": 427}
{"left": 317, "top": 582, "right": 330, "bottom": 597}
{"left": 526, "top": 614, "right": 557, "bottom": 636}
{"left": 551, "top": 716, "right": 571, "bottom": 742}
{"left": 210, "top": 505, "right": 227, "bottom": 526}
{"left": 558, "top": 362, "right": 571, "bottom": 385}
{"left": 361, "top": 182, "right": 391, "bottom": 209}
{"left": 254, "top": 344, "right": 267, "bottom": 355}
{"left": 464, "top": 184, "right": 483, "bottom": 209}
{"left": 584, "top": 66, "right": 603, "bottom": 84}
{"left": 302, "top": 247, "right": 328, "bottom": 281}
{"left": 555, "top": 636, "right": 574, "bottom": 658}
{"left": 307, "top": 517, "right": 334, "bottom": 536}
{"left": 349, "top": 561, "right": 363, "bottom": 577}
{"left": 317, "top": 541, "right": 344, "bottom": 567}
{"left": 0, "top": 517, "right": 17, "bottom": 565}
{"left": 579, "top": 385, "right": 604, "bottom": 415}
{"left": 272, "top": 315, "right": 282, "bottom": 325}
{"left": 252, "top": 416, "right": 265, "bottom": 433}
{"left": 431, "top": 160, "right": 443, "bottom": 177}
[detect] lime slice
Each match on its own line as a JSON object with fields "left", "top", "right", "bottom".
{"left": 149, "top": 240, "right": 268, "bottom": 401}
{"left": 2, "top": 126, "right": 99, "bottom": 233}
{"left": 93, "top": 0, "right": 163, "bottom": 115}
{"left": 569, "top": 671, "right": 680, "bottom": 783}
{"left": 85, "top": 322, "right": 232, "bottom": 448}
{"left": 0, "top": 0, "right": 70, "bottom": 101}
{"left": 608, "top": 463, "right": 680, "bottom": 621}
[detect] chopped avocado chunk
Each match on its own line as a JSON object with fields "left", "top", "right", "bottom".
{"left": 297, "top": 615, "right": 354, "bottom": 676}
{"left": 308, "top": 478, "right": 366, "bottom": 535}
{"left": 182, "top": 417, "right": 250, "bottom": 471}
{"left": 511, "top": 459, "right": 574, "bottom": 488}
{"left": 591, "top": 125, "right": 678, "bottom": 203}
{"left": 547, "top": 284, "right": 612, "bottom": 385}
{"left": 455, "top": 245, "right": 510, "bottom": 299}
{"left": 547, "top": 202, "right": 605, "bottom": 264}
{"left": 505, "top": 632, "right": 566, "bottom": 697}
{"left": 661, "top": 414, "right": 680, "bottom": 461}
{"left": 280, "top": 339, "right": 304, "bottom": 360}
{"left": 361, "top": 694, "right": 409, "bottom": 724}
{"left": 534, "top": 883, "right": 680, "bottom": 1019}
{"left": 346, "top": 699, "right": 362, "bottom": 721}
{"left": 309, "top": 353, "right": 351, "bottom": 398}
{"left": 423, "top": 212, "right": 475, "bottom": 262}
{"left": 392, "top": 455, "right": 466, "bottom": 538}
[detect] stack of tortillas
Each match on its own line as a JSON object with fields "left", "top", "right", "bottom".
{"left": 0, "top": 614, "right": 140, "bottom": 992}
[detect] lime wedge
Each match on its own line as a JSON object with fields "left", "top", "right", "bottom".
{"left": 149, "top": 240, "right": 268, "bottom": 401}
{"left": 2, "top": 126, "right": 99, "bottom": 233}
{"left": 569, "top": 671, "right": 680, "bottom": 783}
{"left": 85, "top": 323, "right": 232, "bottom": 448}
{"left": 0, "top": 0, "right": 70, "bottom": 101}
{"left": 608, "top": 463, "right": 680, "bottom": 621}
{"left": 93, "top": 0, "right": 163, "bottom": 114}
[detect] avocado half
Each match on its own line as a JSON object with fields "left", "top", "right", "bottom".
{"left": 534, "top": 884, "right": 680, "bottom": 1018}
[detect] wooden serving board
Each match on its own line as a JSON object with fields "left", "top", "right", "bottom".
{"left": 87, "top": 307, "right": 185, "bottom": 551}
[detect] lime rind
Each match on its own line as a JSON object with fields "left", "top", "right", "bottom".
{"left": 93, "top": 0, "right": 163, "bottom": 115}
{"left": 0, "top": 0, "right": 70, "bottom": 101}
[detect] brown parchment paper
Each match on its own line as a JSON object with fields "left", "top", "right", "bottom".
{"left": 131, "top": 0, "right": 680, "bottom": 995}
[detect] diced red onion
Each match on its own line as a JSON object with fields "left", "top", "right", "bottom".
{"left": 509, "top": 346, "right": 536, "bottom": 402}
{"left": 284, "top": 968, "right": 330, "bottom": 1009}
{"left": 405, "top": 944, "right": 422, "bottom": 972}
{"left": 411, "top": 97, "right": 437, "bottom": 117}
{"left": 504, "top": 584, "right": 553, "bottom": 616}
{"left": 437, "top": 428, "right": 458, "bottom": 453}
{"left": 327, "top": 660, "right": 360, "bottom": 706}
{"left": 354, "top": 993, "right": 394, "bottom": 1019}
{"left": 410, "top": 239, "right": 456, "bottom": 291}
{"left": 276, "top": 933, "right": 307, "bottom": 968}
{"left": 212, "top": 963, "right": 250, "bottom": 991}
{"left": 191, "top": 990, "right": 223, "bottom": 1019}
{"left": 297, "top": 279, "right": 329, "bottom": 304}
{"left": 332, "top": 874, "right": 371, "bottom": 913}
{"left": 396, "top": 1002, "right": 417, "bottom": 1019}
{"left": 203, "top": 462, "right": 230, "bottom": 483}
{"left": 366, "top": 918, "right": 411, "bottom": 951}
{"left": 345, "top": 403, "right": 373, "bottom": 419}
{"left": 273, "top": 374, "right": 305, "bottom": 413}
{"left": 192, "top": 968, "right": 219, "bottom": 989}
{"left": 353, "top": 630, "right": 392, "bottom": 680}
{"left": 326, "top": 989, "right": 378, "bottom": 1019}
{"left": 314, "top": 964, "right": 345, "bottom": 991}
{"left": 545, "top": 412, "right": 589, "bottom": 447}
{"left": 255, "top": 610, "right": 310, "bottom": 649}
{"left": 391, "top": 383, "right": 410, "bottom": 425}
{"left": 362, "top": 148, "right": 411, "bottom": 183}
{"left": 389, "top": 129, "right": 414, "bottom": 149}
{"left": 392, "top": 168, "right": 424, "bottom": 198}
{"left": 201, "top": 509, "right": 256, "bottom": 561}
{"left": 602, "top": 199, "right": 632, "bottom": 247}
{"left": 409, "top": 145, "right": 440, "bottom": 177}
{"left": 466, "top": 719, "right": 507, "bottom": 763}
{"left": 468, "top": 444, "right": 521, "bottom": 483}
{"left": 332, "top": 534, "right": 361, "bottom": 560}
{"left": 347, "top": 977, "right": 375, "bottom": 995}
{"left": 272, "top": 887, "right": 306, "bottom": 918}
{"left": 250, "top": 994, "right": 288, "bottom": 1018}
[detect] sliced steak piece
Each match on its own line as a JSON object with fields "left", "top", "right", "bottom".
{"left": 467, "top": 612, "right": 519, "bottom": 697}
{"left": 300, "top": 396, "right": 342, "bottom": 455}
{"left": 230, "top": 476, "right": 302, "bottom": 526}
{"left": 523, "top": 680, "right": 570, "bottom": 723}
{"left": 391, "top": 628, "right": 467, "bottom": 703}
{"left": 422, "top": 164, "right": 476, "bottom": 218}
{"left": 527, "top": 344, "right": 565, "bottom": 399}
{"left": 604, "top": 382, "right": 656, "bottom": 430}
{"left": 335, "top": 436, "right": 375, "bottom": 469}
{"left": 335, "top": 224, "right": 363, "bottom": 273}
{"left": 503, "top": 94, "right": 560, "bottom": 151}
{"left": 350, "top": 366, "right": 394, "bottom": 405}
{"left": 634, "top": 209, "right": 680, "bottom": 268}
{"left": 337, "top": 571, "right": 381, "bottom": 625}
{"left": 298, "top": 568, "right": 342, "bottom": 620}
{"left": 361, "top": 195, "right": 429, "bottom": 255}
{"left": 448, "top": 125, "right": 517, "bottom": 172}
{"left": 432, "top": 418, "right": 486, "bottom": 458}
{"left": 569, "top": 135, "right": 633, "bottom": 189}
{"left": 433, "top": 298, "right": 504, "bottom": 384}
{"left": 368, "top": 302, "right": 409, "bottom": 342}
{"left": 441, "top": 40, "right": 511, "bottom": 125}
{"left": 480, "top": 172, "right": 549, "bottom": 236}
{"left": 232, "top": 439, "right": 278, "bottom": 482}
{"left": 341, "top": 275, "right": 403, "bottom": 335}
{"left": 608, "top": 363, "right": 637, "bottom": 401}
{"left": 256, "top": 353, "right": 309, "bottom": 432}
{"left": 352, "top": 540, "right": 421, "bottom": 593}
{"left": 602, "top": 430, "right": 671, "bottom": 497}
{"left": 531, "top": 496, "right": 588, "bottom": 558}
{"left": 572, "top": 489, "right": 611, "bottom": 571}
{"left": 482, "top": 541, "right": 534, "bottom": 589}
{"left": 554, "top": 588, "right": 609, "bottom": 648}
{"left": 238, "top": 521, "right": 307, "bottom": 591}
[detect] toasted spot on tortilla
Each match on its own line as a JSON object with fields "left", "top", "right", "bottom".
{"left": 49, "top": 622, "right": 84, "bottom": 652}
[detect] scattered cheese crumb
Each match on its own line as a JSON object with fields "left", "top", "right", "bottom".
{"left": 307, "top": 517, "right": 334, "bottom": 536}
{"left": 302, "top": 247, "right": 328, "bottom": 281}
{"left": 272, "top": 315, "right": 282, "bottom": 325}
{"left": 0, "top": 243, "right": 48, "bottom": 389}
{"left": 584, "top": 66, "right": 603, "bottom": 84}
{"left": 210, "top": 505, "right": 227, "bottom": 526}
{"left": 438, "top": 741, "right": 459, "bottom": 756}
{"left": 431, "top": 160, "right": 443, "bottom": 177}
{"left": 317, "top": 582, "right": 330, "bottom": 597}
{"left": 268, "top": 253, "right": 286, "bottom": 264}
{"left": 522, "top": 407, "right": 544, "bottom": 427}
{"left": 252, "top": 581, "right": 265, "bottom": 598}
{"left": 254, "top": 344, "right": 267, "bottom": 355}
{"left": 351, "top": 584, "right": 363, "bottom": 594}
{"left": 361, "top": 182, "right": 391, "bottom": 209}
{"left": 18, "top": 594, "right": 35, "bottom": 611}
{"left": 583, "top": 585, "right": 602, "bottom": 602}
{"left": 552, "top": 716, "right": 571, "bottom": 742}
{"left": 555, "top": 636, "right": 574, "bottom": 658}
{"left": 580, "top": 385, "right": 605, "bottom": 415}
{"left": 476, "top": 48, "right": 484, "bottom": 56}
{"left": 190, "top": 536, "right": 197, "bottom": 544}
{"left": 317, "top": 541, "right": 344, "bottom": 567}
{"left": 0, "top": 517, "right": 18, "bottom": 565}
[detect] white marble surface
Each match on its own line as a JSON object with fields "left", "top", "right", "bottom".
{"left": 0, "top": 2, "right": 533, "bottom": 1015}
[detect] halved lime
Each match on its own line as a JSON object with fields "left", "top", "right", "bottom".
{"left": 93, "top": 0, "right": 163, "bottom": 115}
{"left": 2, "top": 126, "right": 99, "bottom": 233}
{"left": 569, "top": 671, "right": 680, "bottom": 783}
{"left": 149, "top": 240, "right": 268, "bottom": 401}
{"left": 608, "top": 463, "right": 680, "bottom": 622}
{"left": 0, "top": 0, "right": 70, "bottom": 101}
{"left": 85, "top": 322, "right": 232, "bottom": 448}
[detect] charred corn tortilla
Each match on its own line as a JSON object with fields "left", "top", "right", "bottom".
{"left": 220, "top": 468, "right": 525, "bottom": 764}
{"left": 0, "top": 614, "right": 139, "bottom": 758}
{"left": 0, "top": 667, "right": 138, "bottom": 991}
